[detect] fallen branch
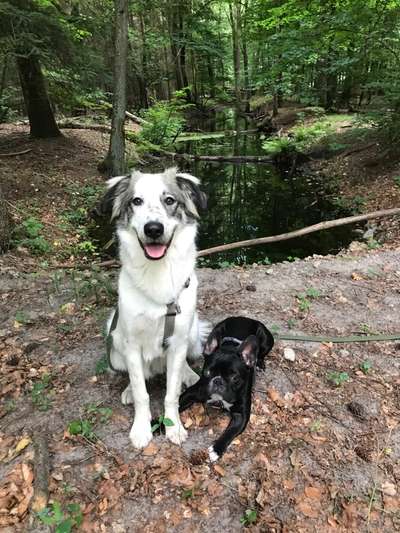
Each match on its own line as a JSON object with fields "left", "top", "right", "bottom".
{"left": 197, "top": 207, "right": 400, "bottom": 257}
{"left": 125, "top": 110, "right": 148, "bottom": 125}
{"left": 0, "top": 148, "right": 31, "bottom": 157}
{"left": 342, "top": 142, "right": 376, "bottom": 157}
{"left": 31, "top": 429, "right": 50, "bottom": 513}
{"left": 161, "top": 151, "right": 274, "bottom": 163}
{"left": 58, "top": 121, "right": 111, "bottom": 133}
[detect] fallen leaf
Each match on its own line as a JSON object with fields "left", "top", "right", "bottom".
{"left": 304, "top": 486, "right": 322, "bottom": 500}
{"left": 15, "top": 437, "right": 31, "bottom": 454}
{"left": 142, "top": 442, "right": 158, "bottom": 456}
{"left": 213, "top": 464, "right": 225, "bottom": 477}
{"left": 382, "top": 481, "right": 397, "bottom": 496}
{"left": 297, "top": 499, "right": 319, "bottom": 518}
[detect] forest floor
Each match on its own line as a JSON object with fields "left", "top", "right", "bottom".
{"left": 0, "top": 118, "right": 400, "bottom": 532}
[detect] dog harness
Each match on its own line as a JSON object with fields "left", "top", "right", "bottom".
{"left": 106, "top": 278, "right": 190, "bottom": 372}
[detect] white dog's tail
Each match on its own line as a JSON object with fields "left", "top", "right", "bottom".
{"left": 189, "top": 316, "right": 211, "bottom": 358}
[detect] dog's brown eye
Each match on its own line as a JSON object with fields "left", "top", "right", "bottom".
{"left": 132, "top": 197, "right": 143, "bottom": 206}
{"left": 165, "top": 196, "right": 175, "bottom": 206}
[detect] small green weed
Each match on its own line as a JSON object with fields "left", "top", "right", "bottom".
{"left": 151, "top": 415, "right": 174, "bottom": 433}
{"left": 310, "top": 419, "right": 322, "bottom": 432}
{"left": 182, "top": 488, "right": 194, "bottom": 500}
{"left": 85, "top": 403, "right": 113, "bottom": 424}
{"left": 306, "top": 287, "right": 321, "bottom": 299}
{"left": 359, "top": 323, "right": 371, "bottom": 334}
{"left": 95, "top": 356, "right": 109, "bottom": 375}
{"left": 296, "top": 294, "right": 311, "bottom": 313}
{"left": 327, "top": 371, "right": 350, "bottom": 387}
{"left": 366, "top": 238, "right": 380, "bottom": 250}
{"left": 37, "top": 501, "right": 82, "bottom": 533}
{"left": 68, "top": 419, "right": 97, "bottom": 441}
{"left": 31, "top": 374, "right": 53, "bottom": 411}
{"left": 359, "top": 360, "right": 372, "bottom": 374}
{"left": 393, "top": 175, "right": 400, "bottom": 187}
{"left": 240, "top": 509, "right": 257, "bottom": 526}
{"left": 12, "top": 216, "right": 51, "bottom": 255}
{"left": 15, "top": 310, "right": 29, "bottom": 324}
{"left": 287, "top": 318, "right": 296, "bottom": 329}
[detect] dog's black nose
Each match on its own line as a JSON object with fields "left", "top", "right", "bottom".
{"left": 144, "top": 221, "right": 164, "bottom": 239}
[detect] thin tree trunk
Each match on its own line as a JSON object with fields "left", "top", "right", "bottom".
{"left": 0, "top": 185, "right": 13, "bottom": 252}
{"left": 16, "top": 54, "right": 61, "bottom": 138}
{"left": 229, "top": 1, "right": 242, "bottom": 111}
{"left": 102, "top": 0, "right": 128, "bottom": 175}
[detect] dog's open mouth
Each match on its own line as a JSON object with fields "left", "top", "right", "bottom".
{"left": 143, "top": 243, "right": 168, "bottom": 260}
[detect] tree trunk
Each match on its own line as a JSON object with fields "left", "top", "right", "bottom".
{"left": 0, "top": 184, "right": 13, "bottom": 252}
{"left": 16, "top": 54, "right": 61, "bottom": 138}
{"left": 101, "top": 0, "right": 128, "bottom": 175}
{"left": 229, "top": 0, "right": 242, "bottom": 111}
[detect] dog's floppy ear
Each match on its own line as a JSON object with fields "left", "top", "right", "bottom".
{"left": 176, "top": 171, "right": 207, "bottom": 219}
{"left": 204, "top": 332, "right": 219, "bottom": 356}
{"left": 99, "top": 175, "right": 131, "bottom": 220}
{"left": 256, "top": 323, "right": 274, "bottom": 357}
{"left": 238, "top": 335, "right": 259, "bottom": 368}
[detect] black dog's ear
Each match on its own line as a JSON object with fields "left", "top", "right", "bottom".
{"left": 204, "top": 332, "right": 219, "bottom": 356}
{"left": 176, "top": 171, "right": 207, "bottom": 219}
{"left": 256, "top": 323, "right": 274, "bottom": 357}
{"left": 99, "top": 175, "right": 131, "bottom": 220}
{"left": 239, "top": 335, "right": 259, "bottom": 368}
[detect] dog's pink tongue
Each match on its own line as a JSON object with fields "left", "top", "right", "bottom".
{"left": 144, "top": 244, "right": 167, "bottom": 259}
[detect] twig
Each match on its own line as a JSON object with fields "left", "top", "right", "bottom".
{"left": 0, "top": 148, "right": 31, "bottom": 157}
{"left": 198, "top": 207, "right": 400, "bottom": 257}
{"left": 31, "top": 428, "right": 50, "bottom": 513}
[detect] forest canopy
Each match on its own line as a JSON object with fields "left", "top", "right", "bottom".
{"left": 1, "top": 0, "right": 400, "bottom": 138}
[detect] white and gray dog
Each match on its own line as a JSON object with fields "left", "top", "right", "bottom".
{"left": 101, "top": 167, "right": 208, "bottom": 448}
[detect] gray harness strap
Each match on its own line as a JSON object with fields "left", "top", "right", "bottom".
{"left": 106, "top": 278, "right": 190, "bottom": 371}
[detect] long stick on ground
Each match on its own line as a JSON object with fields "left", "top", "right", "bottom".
{"left": 197, "top": 207, "right": 400, "bottom": 257}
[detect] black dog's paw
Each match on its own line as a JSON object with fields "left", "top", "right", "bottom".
{"left": 208, "top": 445, "right": 220, "bottom": 463}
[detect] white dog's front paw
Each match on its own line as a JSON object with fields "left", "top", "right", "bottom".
{"left": 208, "top": 445, "right": 220, "bottom": 463}
{"left": 121, "top": 385, "right": 134, "bottom": 405}
{"left": 129, "top": 420, "right": 153, "bottom": 449}
{"left": 165, "top": 421, "right": 188, "bottom": 445}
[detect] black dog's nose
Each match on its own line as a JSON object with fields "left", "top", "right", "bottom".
{"left": 144, "top": 221, "right": 164, "bottom": 239}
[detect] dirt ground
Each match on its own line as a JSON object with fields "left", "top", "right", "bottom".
{"left": 0, "top": 123, "right": 400, "bottom": 531}
{"left": 1, "top": 245, "right": 400, "bottom": 532}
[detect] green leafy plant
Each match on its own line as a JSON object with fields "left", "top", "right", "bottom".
{"left": 306, "top": 287, "right": 321, "bottom": 299}
{"left": 240, "top": 509, "right": 257, "bottom": 526}
{"left": 138, "top": 92, "right": 191, "bottom": 147}
{"left": 67, "top": 419, "right": 97, "bottom": 442}
{"left": 31, "top": 374, "right": 53, "bottom": 411}
{"left": 12, "top": 217, "right": 51, "bottom": 255}
{"left": 182, "top": 488, "right": 194, "bottom": 500}
{"left": 359, "top": 360, "right": 372, "bottom": 374}
{"left": 296, "top": 294, "right": 311, "bottom": 313}
{"left": 151, "top": 415, "right": 174, "bottom": 433}
{"left": 394, "top": 176, "right": 400, "bottom": 188}
{"left": 95, "top": 356, "right": 109, "bottom": 375}
{"left": 85, "top": 403, "right": 113, "bottom": 424}
{"left": 327, "top": 371, "right": 350, "bottom": 387}
{"left": 15, "top": 310, "right": 29, "bottom": 324}
{"left": 37, "top": 501, "right": 82, "bottom": 533}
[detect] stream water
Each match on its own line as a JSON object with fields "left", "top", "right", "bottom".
{"left": 176, "top": 109, "right": 357, "bottom": 266}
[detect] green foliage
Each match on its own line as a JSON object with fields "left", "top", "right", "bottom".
{"left": 327, "top": 371, "right": 350, "bottom": 387}
{"left": 394, "top": 176, "right": 400, "bottom": 188}
{"left": 296, "top": 288, "right": 320, "bottom": 313}
{"left": 12, "top": 217, "right": 51, "bottom": 255}
{"left": 31, "top": 373, "right": 53, "bottom": 411}
{"left": 67, "top": 419, "right": 97, "bottom": 441}
{"left": 85, "top": 403, "right": 113, "bottom": 424}
{"left": 37, "top": 501, "right": 83, "bottom": 533}
{"left": 240, "top": 509, "right": 257, "bottom": 526}
{"left": 359, "top": 360, "right": 372, "bottom": 374}
{"left": 151, "top": 415, "right": 174, "bottom": 433}
{"left": 138, "top": 93, "right": 190, "bottom": 147}
{"left": 95, "top": 356, "right": 109, "bottom": 375}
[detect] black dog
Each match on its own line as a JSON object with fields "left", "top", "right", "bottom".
{"left": 179, "top": 316, "right": 274, "bottom": 461}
